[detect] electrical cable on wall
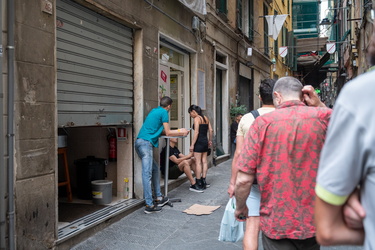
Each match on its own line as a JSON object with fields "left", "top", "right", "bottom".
{"left": 143, "top": 0, "right": 193, "bottom": 34}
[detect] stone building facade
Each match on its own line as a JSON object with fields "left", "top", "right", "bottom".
{"left": 0, "top": 0, "right": 291, "bottom": 248}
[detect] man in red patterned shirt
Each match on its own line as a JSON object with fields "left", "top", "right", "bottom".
{"left": 234, "top": 77, "right": 331, "bottom": 250}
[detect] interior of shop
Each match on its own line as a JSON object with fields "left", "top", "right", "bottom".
{"left": 57, "top": 126, "right": 133, "bottom": 227}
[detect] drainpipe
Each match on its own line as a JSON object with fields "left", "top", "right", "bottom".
{"left": 0, "top": 1, "right": 5, "bottom": 249}
{"left": 7, "top": 0, "right": 15, "bottom": 249}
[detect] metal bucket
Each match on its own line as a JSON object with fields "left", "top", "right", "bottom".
{"left": 58, "top": 135, "right": 67, "bottom": 148}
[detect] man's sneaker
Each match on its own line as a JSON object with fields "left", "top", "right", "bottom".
{"left": 155, "top": 196, "right": 169, "bottom": 207}
{"left": 189, "top": 183, "right": 204, "bottom": 193}
{"left": 144, "top": 205, "right": 162, "bottom": 214}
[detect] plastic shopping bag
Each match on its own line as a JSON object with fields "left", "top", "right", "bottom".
{"left": 218, "top": 197, "right": 244, "bottom": 242}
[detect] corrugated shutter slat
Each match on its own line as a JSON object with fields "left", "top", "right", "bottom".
{"left": 57, "top": 0, "right": 133, "bottom": 127}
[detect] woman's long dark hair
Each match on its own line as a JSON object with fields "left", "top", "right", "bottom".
{"left": 188, "top": 105, "right": 206, "bottom": 123}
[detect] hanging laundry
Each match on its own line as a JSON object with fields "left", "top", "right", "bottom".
{"left": 265, "top": 14, "right": 288, "bottom": 40}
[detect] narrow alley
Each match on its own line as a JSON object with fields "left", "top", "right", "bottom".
{"left": 70, "top": 159, "right": 364, "bottom": 250}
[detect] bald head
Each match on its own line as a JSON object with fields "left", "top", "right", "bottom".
{"left": 273, "top": 77, "right": 303, "bottom": 106}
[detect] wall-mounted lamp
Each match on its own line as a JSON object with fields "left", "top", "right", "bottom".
{"left": 192, "top": 16, "right": 199, "bottom": 31}
{"left": 271, "top": 58, "right": 276, "bottom": 64}
{"left": 320, "top": 18, "right": 331, "bottom": 26}
{"left": 246, "top": 61, "right": 254, "bottom": 67}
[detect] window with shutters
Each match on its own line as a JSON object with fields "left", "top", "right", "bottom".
{"left": 237, "top": 0, "right": 254, "bottom": 41}
{"left": 287, "top": 31, "right": 297, "bottom": 71}
{"left": 216, "top": 0, "right": 227, "bottom": 15}
{"left": 263, "top": 4, "right": 269, "bottom": 56}
{"left": 248, "top": 0, "right": 254, "bottom": 41}
{"left": 282, "top": 26, "right": 287, "bottom": 63}
{"left": 274, "top": 10, "right": 278, "bottom": 61}
{"left": 237, "top": 0, "right": 243, "bottom": 30}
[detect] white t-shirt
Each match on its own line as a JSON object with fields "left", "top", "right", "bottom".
{"left": 237, "top": 107, "right": 275, "bottom": 137}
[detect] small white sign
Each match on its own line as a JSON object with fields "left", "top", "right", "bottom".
{"left": 247, "top": 48, "right": 252, "bottom": 56}
{"left": 279, "top": 46, "right": 288, "bottom": 58}
{"left": 326, "top": 43, "right": 336, "bottom": 54}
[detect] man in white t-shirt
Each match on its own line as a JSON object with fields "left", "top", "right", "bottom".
{"left": 227, "top": 78, "right": 275, "bottom": 250}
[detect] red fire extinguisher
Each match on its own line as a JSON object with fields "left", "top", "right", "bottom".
{"left": 108, "top": 132, "right": 117, "bottom": 162}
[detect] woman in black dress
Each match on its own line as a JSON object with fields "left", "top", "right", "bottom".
{"left": 188, "top": 105, "right": 213, "bottom": 190}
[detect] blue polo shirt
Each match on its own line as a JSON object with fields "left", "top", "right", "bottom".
{"left": 137, "top": 106, "right": 169, "bottom": 147}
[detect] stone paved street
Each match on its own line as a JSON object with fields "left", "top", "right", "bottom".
{"left": 71, "top": 159, "right": 364, "bottom": 250}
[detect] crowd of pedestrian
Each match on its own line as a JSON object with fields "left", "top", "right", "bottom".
{"left": 231, "top": 22, "right": 375, "bottom": 249}
{"left": 135, "top": 18, "right": 375, "bottom": 248}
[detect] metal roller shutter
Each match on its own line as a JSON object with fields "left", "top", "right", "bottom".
{"left": 57, "top": 0, "right": 133, "bottom": 127}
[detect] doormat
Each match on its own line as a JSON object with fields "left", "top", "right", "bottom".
{"left": 183, "top": 204, "right": 220, "bottom": 215}
{"left": 58, "top": 202, "right": 107, "bottom": 223}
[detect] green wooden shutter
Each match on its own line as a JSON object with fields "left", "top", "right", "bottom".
{"left": 287, "top": 31, "right": 297, "bottom": 71}
{"left": 237, "top": 0, "right": 243, "bottom": 30}
{"left": 216, "top": 0, "right": 227, "bottom": 14}
{"left": 248, "top": 0, "right": 254, "bottom": 41}
{"left": 274, "top": 10, "right": 278, "bottom": 60}
{"left": 263, "top": 4, "right": 269, "bottom": 56}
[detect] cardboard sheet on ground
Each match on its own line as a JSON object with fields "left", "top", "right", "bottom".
{"left": 183, "top": 204, "right": 220, "bottom": 215}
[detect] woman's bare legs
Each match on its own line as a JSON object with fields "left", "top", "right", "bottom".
{"left": 193, "top": 152, "right": 202, "bottom": 179}
{"left": 201, "top": 152, "right": 208, "bottom": 178}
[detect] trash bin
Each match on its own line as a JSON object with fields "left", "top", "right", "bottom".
{"left": 92, "top": 180, "right": 113, "bottom": 205}
{"left": 75, "top": 156, "right": 108, "bottom": 200}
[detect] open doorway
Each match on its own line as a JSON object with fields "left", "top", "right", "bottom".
{"left": 238, "top": 75, "right": 254, "bottom": 111}
{"left": 215, "top": 69, "right": 224, "bottom": 156}
{"left": 57, "top": 127, "right": 136, "bottom": 227}
{"left": 170, "top": 71, "right": 186, "bottom": 149}
{"left": 214, "top": 51, "right": 230, "bottom": 157}
{"left": 159, "top": 41, "right": 190, "bottom": 154}
{"left": 56, "top": 0, "right": 138, "bottom": 236}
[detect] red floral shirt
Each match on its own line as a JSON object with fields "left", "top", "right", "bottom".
{"left": 237, "top": 100, "right": 331, "bottom": 239}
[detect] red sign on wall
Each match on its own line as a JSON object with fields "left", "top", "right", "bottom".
{"left": 160, "top": 70, "right": 167, "bottom": 82}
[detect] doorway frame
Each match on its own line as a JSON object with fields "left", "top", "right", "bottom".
{"left": 159, "top": 34, "right": 193, "bottom": 154}
{"left": 214, "top": 49, "right": 230, "bottom": 156}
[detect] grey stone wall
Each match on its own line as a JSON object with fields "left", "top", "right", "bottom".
{"left": 14, "top": 0, "right": 57, "bottom": 248}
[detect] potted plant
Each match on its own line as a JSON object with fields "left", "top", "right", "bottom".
{"left": 230, "top": 105, "right": 247, "bottom": 120}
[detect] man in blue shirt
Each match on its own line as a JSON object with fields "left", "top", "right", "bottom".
{"left": 135, "top": 96, "right": 189, "bottom": 214}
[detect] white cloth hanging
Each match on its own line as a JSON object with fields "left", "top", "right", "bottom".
{"left": 178, "top": 0, "right": 207, "bottom": 15}
{"left": 265, "top": 14, "right": 288, "bottom": 40}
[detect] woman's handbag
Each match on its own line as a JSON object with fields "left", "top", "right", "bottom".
{"left": 218, "top": 197, "right": 244, "bottom": 242}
